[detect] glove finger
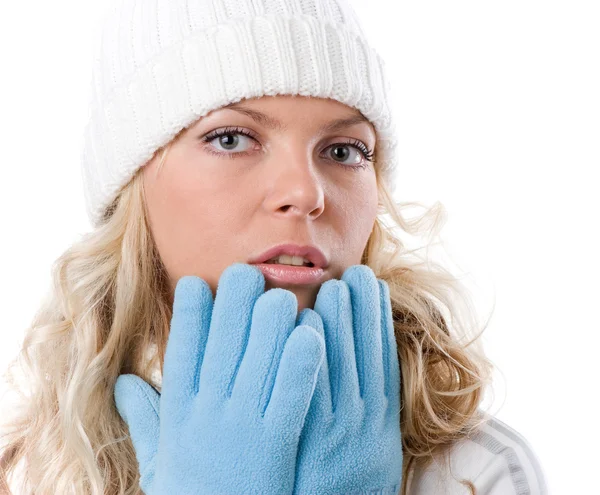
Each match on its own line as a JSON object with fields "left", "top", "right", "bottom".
{"left": 114, "top": 374, "right": 160, "bottom": 488}
{"left": 231, "top": 288, "right": 297, "bottom": 416}
{"left": 378, "top": 279, "right": 401, "bottom": 416}
{"left": 198, "top": 263, "right": 266, "bottom": 404}
{"left": 161, "top": 276, "right": 213, "bottom": 423}
{"left": 313, "top": 279, "right": 361, "bottom": 417}
{"left": 341, "top": 266, "right": 385, "bottom": 415}
{"left": 297, "top": 308, "right": 333, "bottom": 420}
{"left": 264, "top": 325, "right": 325, "bottom": 438}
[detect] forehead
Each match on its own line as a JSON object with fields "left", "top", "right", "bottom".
{"left": 209, "top": 98, "right": 375, "bottom": 136}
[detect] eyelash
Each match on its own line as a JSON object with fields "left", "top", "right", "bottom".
{"left": 200, "top": 126, "right": 375, "bottom": 171}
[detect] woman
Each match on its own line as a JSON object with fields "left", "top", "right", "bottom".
{"left": 0, "top": 0, "right": 548, "bottom": 493}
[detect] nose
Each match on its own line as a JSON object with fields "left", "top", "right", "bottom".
{"left": 263, "top": 144, "right": 325, "bottom": 219}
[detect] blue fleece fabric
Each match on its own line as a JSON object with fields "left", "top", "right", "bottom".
{"left": 293, "top": 265, "right": 402, "bottom": 494}
{"left": 114, "top": 264, "right": 325, "bottom": 494}
{"left": 114, "top": 263, "right": 403, "bottom": 494}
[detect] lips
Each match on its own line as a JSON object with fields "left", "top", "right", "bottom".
{"left": 248, "top": 243, "right": 329, "bottom": 269}
{"left": 253, "top": 263, "right": 326, "bottom": 285}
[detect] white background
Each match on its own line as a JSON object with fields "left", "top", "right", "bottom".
{"left": 1, "top": 1, "right": 598, "bottom": 493}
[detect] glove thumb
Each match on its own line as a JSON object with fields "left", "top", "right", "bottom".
{"left": 114, "top": 374, "right": 160, "bottom": 492}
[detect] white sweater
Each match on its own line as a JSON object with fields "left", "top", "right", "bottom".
{"left": 5, "top": 414, "right": 547, "bottom": 494}
{"left": 149, "top": 357, "right": 549, "bottom": 494}
{"left": 406, "top": 414, "right": 549, "bottom": 494}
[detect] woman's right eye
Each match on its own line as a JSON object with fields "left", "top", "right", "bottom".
{"left": 201, "top": 128, "right": 259, "bottom": 158}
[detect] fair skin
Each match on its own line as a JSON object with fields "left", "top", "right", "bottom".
{"left": 142, "top": 94, "right": 379, "bottom": 313}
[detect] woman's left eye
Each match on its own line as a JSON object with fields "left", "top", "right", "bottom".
{"left": 324, "top": 144, "right": 372, "bottom": 168}
{"left": 201, "top": 127, "right": 374, "bottom": 170}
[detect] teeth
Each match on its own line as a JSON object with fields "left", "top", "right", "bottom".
{"left": 265, "top": 255, "right": 313, "bottom": 266}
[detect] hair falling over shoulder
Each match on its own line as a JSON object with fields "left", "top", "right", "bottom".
{"left": 0, "top": 140, "right": 495, "bottom": 494}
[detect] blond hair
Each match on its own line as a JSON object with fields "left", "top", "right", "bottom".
{"left": 0, "top": 134, "right": 495, "bottom": 494}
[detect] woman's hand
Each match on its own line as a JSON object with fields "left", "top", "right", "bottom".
{"left": 293, "top": 265, "right": 403, "bottom": 494}
{"left": 113, "top": 263, "right": 325, "bottom": 495}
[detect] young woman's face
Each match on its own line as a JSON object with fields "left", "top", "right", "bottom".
{"left": 142, "top": 94, "right": 379, "bottom": 313}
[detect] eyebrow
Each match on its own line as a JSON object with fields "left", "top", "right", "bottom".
{"left": 222, "top": 102, "right": 372, "bottom": 134}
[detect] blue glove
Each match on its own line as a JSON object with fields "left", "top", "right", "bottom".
{"left": 293, "top": 264, "right": 403, "bottom": 494}
{"left": 114, "top": 263, "right": 325, "bottom": 494}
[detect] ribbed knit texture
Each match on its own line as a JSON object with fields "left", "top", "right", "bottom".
{"left": 80, "top": 0, "right": 399, "bottom": 228}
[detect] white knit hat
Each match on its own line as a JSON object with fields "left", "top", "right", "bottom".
{"left": 80, "top": 0, "right": 399, "bottom": 228}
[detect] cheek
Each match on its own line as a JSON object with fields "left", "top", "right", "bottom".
{"left": 149, "top": 189, "right": 252, "bottom": 284}
{"left": 344, "top": 179, "right": 378, "bottom": 223}
{"left": 158, "top": 188, "right": 249, "bottom": 245}
{"left": 146, "top": 158, "right": 246, "bottom": 227}
{"left": 350, "top": 201, "right": 378, "bottom": 242}
{"left": 341, "top": 184, "right": 379, "bottom": 253}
